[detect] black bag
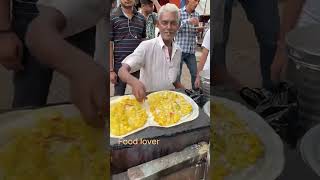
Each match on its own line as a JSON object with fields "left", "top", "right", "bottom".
{"left": 240, "top": 82, "right": 303, "bottom": 147}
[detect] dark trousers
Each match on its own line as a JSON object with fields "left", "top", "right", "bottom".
{"left": 113, "top": 62, "right": 139, "bottom": 96}
{"left": 217, "top": 0, "right": 280, "bottom": 90}
{"left": 176, "top": 53, "right": 197, "bottom": 90}
{"left": 12, "top": 1, "right": 96, "bottom": 108}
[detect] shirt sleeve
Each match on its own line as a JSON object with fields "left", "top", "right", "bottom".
{"left": 201, "top": 29, "right": 210, "bottom": 50}
{"left": 37, "top": 0, "right": 107, "bottom": 37}
{"left": 121, "top": 41, "right": 147, "bottom": 73}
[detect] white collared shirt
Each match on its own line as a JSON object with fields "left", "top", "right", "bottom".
{"left": 122, "top": 36, "right": 182, "bottom": 92}
{"left": 202, "top": 29, "right": 210, "bottom": 71}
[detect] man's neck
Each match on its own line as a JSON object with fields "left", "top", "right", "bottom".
{"left": 163, "top": 40, "right": 172, "bottom": 48}
{"left": 186, "top": 5, "right": 193, "bottom": 14}
{"left": 122, "top": 6, "right": 134, "bottom": 17}
{"left": 142, "top": 10, "right": 150, "bottom": 18}
{"left": 162, "top": 38, "right": 173, "bottom": 60}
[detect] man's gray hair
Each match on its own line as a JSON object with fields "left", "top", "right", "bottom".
{"left": 158, "top": 3, "right": 180, "bottom": 23}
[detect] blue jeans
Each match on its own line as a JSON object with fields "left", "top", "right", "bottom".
{"left": 12, "top": 1, "right": 96, "bottom": 107}
{"left": 214, "top": 0, "right": 280, "bottom": 90}
{"left": 176, "top": 52, "right": 197, "bottom": 90}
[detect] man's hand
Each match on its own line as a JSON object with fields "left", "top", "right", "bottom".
{"left": 189, "top": 17, "right": 199, "bottom": 26}
{"left": 131, "top": 79, "right": 147, "bottom": 102}
{"left": 0, "top": 32, "right": 24, "bottom": 71}
{"left": 197, "top": 26, "right": 204, "bottom": 32}
{"left": 24, "top": 5, "right": 107, "bottom": 128}
{"left": 110, "top": 71, "right": 117, "bottom": 84}
{"left": 271, "top": 46, "right": 288, "bottom": 83}
{"left": 150, "top": 0, "right": 161, "bottom": 12}
{"left": 173, "top": 81, "right": 185, "bottom": 89}
{"left": 69, "top": 62, "right": 107, "bottom": 128}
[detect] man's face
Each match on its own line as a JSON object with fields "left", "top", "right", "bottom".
{"left": 157, "top": 12, "right": 179, "bottom": 42}
{"left": 187, "top": 0, "right": 199, "bottom": 11}
{"left": 142, "top": 3, "right": 154, "bottom": 14}
{"left": 121, "top": 0, "right": 135, "bottom": 8}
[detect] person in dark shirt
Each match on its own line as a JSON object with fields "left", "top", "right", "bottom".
{"left": 110, "top": 0, "right": 146, "bottom": 96}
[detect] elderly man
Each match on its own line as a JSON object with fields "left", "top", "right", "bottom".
{"left": 118, "top": 3, "right": 184, "bottom": 102}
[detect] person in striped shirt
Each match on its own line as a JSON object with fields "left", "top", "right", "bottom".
{"left": 175, "top": 0, "right": 202, "bottom": 90}
{"left": 110, "top": 0, "right": 146, "bottom": 96}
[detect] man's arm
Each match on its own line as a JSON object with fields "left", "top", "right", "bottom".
{"left": 0, "top": 0, "right": 23, "bottom": 71}
{"left": 271, "top": 0, "right": 306, "bottom": 82}
{"left": 26, "top": 6, "right": 73, "bottom": 76}
{"left": 26, "top": 6, "right": 96, "bottom": 78}
{"left": 118, "top": 64, "right": 138, "bottom": 86}
{"left": 151, "top": 0, "right": 161, "bottom": 13}
{"left": 278, "top": 0, "right": 306, "bottom": 45}
{"left": 118, "top": 43, "right": 146, "bottom": 101}
{"left": 119, "top": 63, "right": 147, "bottom": 102}
{"left": 194, "top": 48, "right": 209, "bottom": 88}
{"left": 195, "top": 28, "right": 209, "bottom": 89}
{"left": 173, "top": 82, "right": 185, "bottom": 89}
{"left": 25, "top": 6, "right": 106, "bottom": 128}
{"left": 197, "top": 48, "right": 209, "bottom": 73}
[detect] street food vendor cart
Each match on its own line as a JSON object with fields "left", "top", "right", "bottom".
{"left": 110, "top": 89, "right": 211, "bottom": 179}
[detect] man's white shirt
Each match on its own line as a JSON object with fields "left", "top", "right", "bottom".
{"left": 202, "top": 29, "right": 210, "bottom": 71}
{"left": 122, "top": 36, "right": 182, "bottom": 92}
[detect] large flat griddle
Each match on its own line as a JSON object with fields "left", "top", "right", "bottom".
{"left": 110, "top": 90, "right": 210, "bottom": 174}
{"left": 110, "top": 108, "right": 210, "bottom": 148}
